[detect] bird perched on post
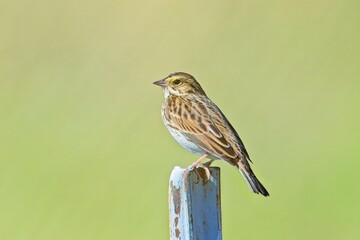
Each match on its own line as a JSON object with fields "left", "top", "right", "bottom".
{"left": 153, "top": 72, "right": 269, "bottom": 197}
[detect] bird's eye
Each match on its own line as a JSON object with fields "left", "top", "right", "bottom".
{"left": 173, "top": 79, "right": 181, "bottom": 85}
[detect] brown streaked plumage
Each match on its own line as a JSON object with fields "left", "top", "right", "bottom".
{"left": 154, "top": 72, "right": 269, "bottom": 197}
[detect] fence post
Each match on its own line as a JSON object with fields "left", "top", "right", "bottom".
{"left": 169, "top": 166, "right": 222, "bottom": 240}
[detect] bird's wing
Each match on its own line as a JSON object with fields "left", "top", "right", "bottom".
{"left": 164, "top": 96, "right": 242, "bottom": 166}
{"left": 210, "top": 102, "right": 252, "bottom": 163}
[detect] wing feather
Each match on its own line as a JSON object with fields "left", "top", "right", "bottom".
{"left": 165, "top": 96, "right": 240, "bottom": 165}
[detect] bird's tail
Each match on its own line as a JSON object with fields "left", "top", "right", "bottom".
{"left": 239, "top": 168, "right": 269, "bottom": 197}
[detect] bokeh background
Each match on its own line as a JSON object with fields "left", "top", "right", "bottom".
{"left": 1, "top": 0, "right": 359, "bottom": 239}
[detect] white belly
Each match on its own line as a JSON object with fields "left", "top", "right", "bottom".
{"left": 167, "top": 127, "right": 205, "bottom": 156}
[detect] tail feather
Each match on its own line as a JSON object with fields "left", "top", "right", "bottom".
{"left": 239, "top": 168, "right": 269, "bottom": 197}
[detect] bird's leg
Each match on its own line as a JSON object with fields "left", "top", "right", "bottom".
{"left": 188, "top": 153, "right": 212, "bottom": 183}
{"left": 197, "top": 159, "right": 214, "bottom": 183}
{"left": 203, "top": 159, "right": 214, "bottom": 168}
{"left": 189, "top": 153, "right": 209, "bottom": 169}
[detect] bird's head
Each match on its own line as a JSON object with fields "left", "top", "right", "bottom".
{"left": 153, "top": 72, "right": 206, "bottom": 97}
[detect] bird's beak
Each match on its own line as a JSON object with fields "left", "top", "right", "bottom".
{"left": 153, "top": 79, "right": 167, "bottom": 87}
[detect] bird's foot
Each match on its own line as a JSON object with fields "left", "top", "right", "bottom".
{"left": 187, "top": 153, "right": 211, "bottom": 183}
{"left": 203, "top": 159, "right": 214, "bottom": 168}
{"left": 192, "top": 163, "right": 211, "bottom": 184}
{"left": 188, "top": 153, "right": 208, "bottom": 169}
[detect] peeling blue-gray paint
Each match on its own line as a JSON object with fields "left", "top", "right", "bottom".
{"left": 169, "top": 167, "right": 222, "bottom": 240}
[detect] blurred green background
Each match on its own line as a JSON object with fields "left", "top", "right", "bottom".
{"left": 1, "top": 0, "right": 359, "bottom": 239}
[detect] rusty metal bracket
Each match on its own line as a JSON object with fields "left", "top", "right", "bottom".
{"left": 169, "top": 167, "right": 222, "bottom": 240}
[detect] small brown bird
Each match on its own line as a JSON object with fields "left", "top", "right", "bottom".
{"left": 154, "top": 72, "right": 269, "bottom": 196}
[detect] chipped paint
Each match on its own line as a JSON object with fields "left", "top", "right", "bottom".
{"left": 169, "top": 167, "right": 222, "bottom": 240}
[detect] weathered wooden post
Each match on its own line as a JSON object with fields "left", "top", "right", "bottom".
{"left": 169, "top": 166, "right": 222, "bottom": 240}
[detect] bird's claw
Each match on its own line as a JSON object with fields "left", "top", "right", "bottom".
{"left": 192, "top": 163, "right": 211, "bottom": 184}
